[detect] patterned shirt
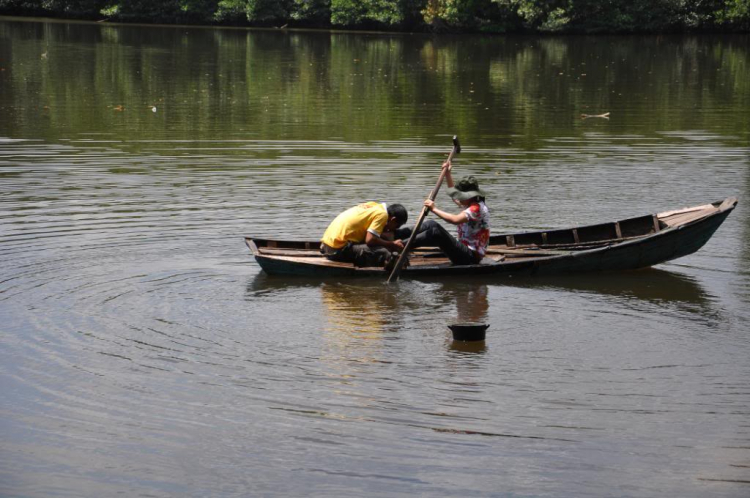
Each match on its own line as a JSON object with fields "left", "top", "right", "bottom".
{"left": 457, "top": 201, "right": 490, "bottom": 256}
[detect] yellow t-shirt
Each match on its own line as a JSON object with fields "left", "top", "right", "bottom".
{"left": 321, "top": 202, "right": 388, "bottom": 249}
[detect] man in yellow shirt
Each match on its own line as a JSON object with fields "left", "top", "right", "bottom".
{"left": 321, "top": 202, "right": 408, "bottom": 267}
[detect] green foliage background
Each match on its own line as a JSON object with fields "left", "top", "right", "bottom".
{"left": 0, "top": 0, "right": 748, "bottom": 32}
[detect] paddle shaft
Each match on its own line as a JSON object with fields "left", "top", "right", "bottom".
{"left": 387, "top": 137, "right": 460, "bottom": 283}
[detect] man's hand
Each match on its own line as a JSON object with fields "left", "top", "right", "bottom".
{"left": 424, "top": 199, "right": 435, "bottom": 211}
{"left": 392, "top": 239, "right": 405, "bottom": 252}
{"left": 442, "top": 160, "right": 452, "bottom": 172}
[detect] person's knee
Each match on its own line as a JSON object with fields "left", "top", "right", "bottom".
{"left": 422, "top": 220, "right": 440, "bottom": 235}
{"left": 353, "top": 247, "right": 390, "bottom": 267}
{"left": 426, "top": 221, "right": 445, "bottom": 237}
{"left": 394, "top": 227, "right": 412, "bottom": 240}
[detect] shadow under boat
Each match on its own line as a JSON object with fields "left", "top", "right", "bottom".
{"left": 245, "top": 267, "right": 720, "bottom": 351}
{"left": 412, "top": 266, "right": 714, "bottom": 310}
{"left": 248, "top": 264, "right": 714, "bottom": 309}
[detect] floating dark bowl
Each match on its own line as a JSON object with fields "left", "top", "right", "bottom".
{"left": 448, "top": 322, "right": 490, "bottom": 342}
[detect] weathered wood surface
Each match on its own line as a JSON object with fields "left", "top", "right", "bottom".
{"left": 658, "top": 205, "right": 719, "bottom": 227}
{"left": 259, "top": 246, "right": 570, "bottom": 258}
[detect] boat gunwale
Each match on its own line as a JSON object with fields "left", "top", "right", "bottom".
{"left": 244, "top": 197, "right": 738, "bottom": 275}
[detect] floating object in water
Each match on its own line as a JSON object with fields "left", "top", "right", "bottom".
{"left": 151, "top": 106, "right": 157, "bottom": 112}
{"left": 581, "top": 112, "right": 610, "bottom": 119}
{"left": 113, "top": 105, "right": 124, "bottom": 112}
{"left": 448, "top": 323, "right": 489, "bottom": 342}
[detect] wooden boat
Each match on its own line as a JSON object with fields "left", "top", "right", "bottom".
{"left": 245, "top": 197, "right": 737, "bottom": 278}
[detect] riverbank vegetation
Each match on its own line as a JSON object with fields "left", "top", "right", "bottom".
{"left": 4, "top": 20, "right": 748, "bottom": 146}
{"left": 1, "top": 0, "right": 748, "bottom": 33}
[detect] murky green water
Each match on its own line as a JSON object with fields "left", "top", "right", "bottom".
{"left": 1, "top": 17, "right": 749, "bottom": 497}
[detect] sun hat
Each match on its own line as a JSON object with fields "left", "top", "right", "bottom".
{"left": 447, "top": 176, "right": 487, "bottom": 201}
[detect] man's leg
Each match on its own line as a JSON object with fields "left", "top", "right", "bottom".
{"left": 350, "top": 244, "right": 392, "bottom": 267}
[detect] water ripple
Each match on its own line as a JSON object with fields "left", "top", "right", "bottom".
{"left": 1, "top": 133, "right": 748, "bottom": 498}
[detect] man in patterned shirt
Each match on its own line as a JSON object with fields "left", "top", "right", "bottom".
{"left": 402, "top": 160, "right": 490, "bottom": 265}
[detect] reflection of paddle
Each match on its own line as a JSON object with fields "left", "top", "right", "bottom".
{"left": 387, "top": 136, "right": 461, "bottom": 283}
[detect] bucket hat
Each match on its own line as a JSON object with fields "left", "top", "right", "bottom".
{"left": 447, "top": 176, "right": 487, "bottom": 201}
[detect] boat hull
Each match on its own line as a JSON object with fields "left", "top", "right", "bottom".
{"left": 247, "top": 197, "right": 737, "bottom": 278}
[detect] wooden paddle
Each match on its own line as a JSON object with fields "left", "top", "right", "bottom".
{"left": 387, "top": 136, "right": 461, "bottom": 283}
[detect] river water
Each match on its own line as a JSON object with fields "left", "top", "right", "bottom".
{"left": 1, "top": 17, "right": 749, "bottom": 497}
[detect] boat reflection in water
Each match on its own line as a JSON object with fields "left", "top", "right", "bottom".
{"left": 416, "top": 266, "right": 714, "bottom": 311}
{"left": 319, "top": 281, "right": 399, "bottom": 337}
{"left": 247, "top": 273, "right": 493, "bottom": 354}
{"left": 247, "top": 266, "right": 716, "bottom": 355}
{"left": 502, "top": 267, "right": 717, "bottom": 316}
{"left": 318, "top": 279, "right": 494, "bottom": 355}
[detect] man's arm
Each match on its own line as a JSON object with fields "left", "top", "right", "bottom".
{"left": 365, "top": 231, "right": 405, "bottom": 252}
